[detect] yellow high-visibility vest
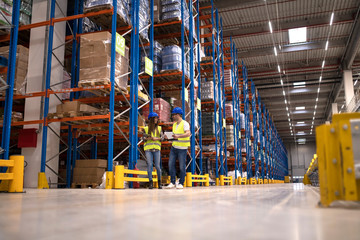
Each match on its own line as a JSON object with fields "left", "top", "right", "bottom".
{"left": 172, "top": 120, "right": 190, "bottom": 148}
{"left": 144, "top": 126, "right": 161, "bottom": 151}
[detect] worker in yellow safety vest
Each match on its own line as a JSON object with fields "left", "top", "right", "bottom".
{"left": 144, "top": 112, "right": 163, "bottom": 189}
{"left": 165, "top": 107, "right": 190, "bottom": 189}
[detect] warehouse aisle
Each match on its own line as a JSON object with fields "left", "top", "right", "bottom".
{"left": 1, "top": 184, "right": 359, "bottom": 240}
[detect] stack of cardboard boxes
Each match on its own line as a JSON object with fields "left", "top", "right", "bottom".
{"left": 0, "top": 45, "right": 29, "bottom": 95}
{"left": 73, "top": 159, "right": 107, "bottom": 185}
{"left": 79, "top": 32, "right": 129, "bottom": 91}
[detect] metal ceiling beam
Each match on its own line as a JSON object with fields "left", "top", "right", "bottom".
{"left": 200, "top": 0, "right": 264, "bottom": 9}
{"left": 223, "top": 13, "right": 354, "bottom": 38}
{"left": 341, "top": 6, "right": 360, "bottom": 70}
{"left": 237, "top": 39, "right": 347, "bottom": 58}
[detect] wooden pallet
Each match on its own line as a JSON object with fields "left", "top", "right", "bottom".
{"left": 78, "top": 79, "right": 126, "bottom": 96}
{"left": 71, "top": 183, "right": 99, "bottom": 189}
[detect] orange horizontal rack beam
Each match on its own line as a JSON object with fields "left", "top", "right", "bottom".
{"left": 0, "top": 8, "right": 114, "bottom": 43}
{"left": 47, "top": 114, "right": 110, "bottom": 125}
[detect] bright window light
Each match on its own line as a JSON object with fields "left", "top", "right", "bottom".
{"left": 288, "top": 27, "right": 307, "bottom": 44}
{"left": 293, "top": 82, "right": 306, "bottom": 88}
{"left": 296, "top": 106, "right": 305, "bottom": 110}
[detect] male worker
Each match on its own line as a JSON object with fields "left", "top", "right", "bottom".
{"left": 165, "top": 107, "right": 191, "bottom": 189}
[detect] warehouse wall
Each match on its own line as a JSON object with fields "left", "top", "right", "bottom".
{"left": 22, "top": 0, "right": 67, "bottom": 188}
{"left": 286, "top": 142, "right": 316, "bottom": 177}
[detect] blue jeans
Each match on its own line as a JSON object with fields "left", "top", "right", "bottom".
{"left": 145, "top": 150, "right": 161, "bottom": 182}
{"left": 169, "top": 147, "right": 187, "bottom": 185}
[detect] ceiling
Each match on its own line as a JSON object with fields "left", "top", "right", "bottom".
{"left": 200, "top": 0, "right": 360, "bottom": 143}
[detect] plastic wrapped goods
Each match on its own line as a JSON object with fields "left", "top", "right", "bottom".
{"left": 201, "top": 81, "right": 214, "bottom": 100}
{"left": 240, "top": 113, "right": 245, "bottom": 129}
{"left": 225, "top": 103, "right": 233, "bottom": 118}
{"left": 140, "top": 41, "right": 163, "bottom": 74}
{"left": 79, "top": 32, "right": 129, "bottom": 91}
{"left": 250, "top": 122, "right": 254, "bottom": 137}
{"left": 143, "top": 98, "right": 171, "bottom": 122}
{"left": 85, "top": 0, "right": 131, "bottom": 26}
{"left": 224, "top": 69, "right": 232, "bottom": 88}
{"left": 202, "top": 112, "right": 215, "bottom": 136}
{"left": 161, "top": 45, "right": 189, "bottom": 76}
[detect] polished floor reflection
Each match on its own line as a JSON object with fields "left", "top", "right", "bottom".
{"left": 0, "top": 184, "right": 359, "bottom": 240}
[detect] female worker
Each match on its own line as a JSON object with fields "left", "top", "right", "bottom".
{"left": 144, "top": 112, "right": 163, "bottom": 189}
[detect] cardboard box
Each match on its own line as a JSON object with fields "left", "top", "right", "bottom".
{"left": 56, "top": 101, "right": 81, "bottom": 113}
{"left": 73, "top": 167, "right": 105, "bottom": 176}
{"left": 56, "top": 101, "right": 100, "bottom": 114}
{"left": 75, "top": 159, "right": 107, "bottom": 168}
{"left": 0, "top": 45, "right": 29, "bottom": 95}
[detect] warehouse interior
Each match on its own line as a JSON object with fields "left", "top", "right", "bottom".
{"left": 0, "top": 0, "right": 360, "bottom": 239}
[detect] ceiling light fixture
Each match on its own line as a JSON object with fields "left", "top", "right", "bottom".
{"left": 316, "top": 97, "right": 319, "bottom": 102}
{"left": 317, "top": 88, "right": 320, "bottom": 93}
{"left": 280, "top": 79, "right": 283, "bottom": 85}
{"left": 297, "top": 121, "right": 305, "bottom": 124}
{"left": 354, "top": 80, "right": 358, "bottom": 86}
{"left": 274, "top": 47, "right": 277, "bottom": 56}
{"left": 296, "top": 106, "right": 305, "bottom": 110}
{"left": 269, "top": 21, "right": 273, "bottom": 33}
{"left": 319, "top": 76, "right": 322, "bottom": 82}
{"left": 278, "top": 65, "right": 281, "bottom": 73}
{"left": 283, "top": 90, "right": 285, "bottom": 96}
{"left": 322, "top": 60, "right": 325, "bottom": 68}
{"left": 330, "top": 12, "right": 334, "bottom": 26}
{"left": 325, "top": 41, "right": 329, "bottom": 51}
{"left": 293, "top": 82, "right": 306, "bottom": 88}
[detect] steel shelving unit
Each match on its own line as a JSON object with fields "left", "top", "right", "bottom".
{"left": 0, "top": 0, "right": 21, "bottom": 162}
{"left": 1, "top": 0, "right": 289, "bottom": 188}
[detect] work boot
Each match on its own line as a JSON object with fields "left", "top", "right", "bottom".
{"left": 158, "top": 180, "right": 162, "bottom": 189}
{"left": 149, "top": 180, "right": 153, "bottom": 189}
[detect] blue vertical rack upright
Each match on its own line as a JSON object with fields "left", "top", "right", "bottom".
{"left": 251, "top": 81, "right": 259, "bottom": 179}
{"left": 230, "top": 37, "right": 239, "bottom": 180}
{"left": 219, "top": 17, "right": 227, "bottom": 176}
{"left": 0, "top": 0, "right": 20, "bottom": 161}
{"left": 243, "top": 65, "right": 252, "bottom": 180}
{"left": 196, "top": 0, "right": 203, "bottom": 176}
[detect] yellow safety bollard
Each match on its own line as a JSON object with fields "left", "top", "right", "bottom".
{"left": 239, "top": 177, "right": 247, "bottom": 185}
{"left": 8, "top": 156, "right": 24, "bottom": 193}
{"left": 220, "top": 175, "right": 224, "bottom": 186}
{"left": 105, "top": 171, "right": 114, "bottom": 189}
{"left": 37, "top": 172, "right": 49, "bottom": 189}
{"left": 205, "top": 174, "right": 210, "bottom": 187}
{"left": 0, "top": 155, "right": 24, "bottom": 193}
{"left": 115, "top": 165, "right": 125, "bottom": 189}
{"left": 216, "top": 178, "right": 220, "bottom": 186}
{"left": 186, "top": 172, "right": 192, "bottom": 187}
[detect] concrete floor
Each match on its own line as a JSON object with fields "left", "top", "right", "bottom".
{"left": 0, "top": 184, "right": 359, "bottom": 240}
